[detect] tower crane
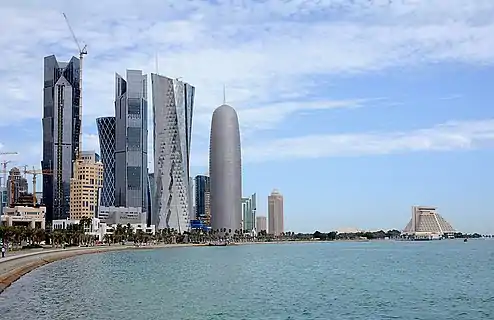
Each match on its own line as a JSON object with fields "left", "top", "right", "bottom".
{"left": 63, "top": 12, "right": 87, "bottom": 161}
{"left": 0, "top": 151, "right": 18, "bottom": 188}
{"left": 23, "top": 167, "right": 54, "bottom": 206}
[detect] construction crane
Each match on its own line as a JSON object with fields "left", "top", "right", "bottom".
{"left": 0, "top": 151, "right": 18, "bottom": 188}
{"left": 23, "top": 167, "right": 53, "bottom": 206}
{"left": 63, "top": 12, "right": 87, "bottom": 160}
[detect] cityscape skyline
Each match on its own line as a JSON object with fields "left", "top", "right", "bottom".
{"left": 1, "top": 1, "right": 494, "bottom": 233}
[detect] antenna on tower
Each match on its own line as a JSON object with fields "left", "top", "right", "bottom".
{"left": 223, "top": 84, "right": 226, "bottom": 104}
{"left": 155, "top": 52, "right": 159, "bottom": 75}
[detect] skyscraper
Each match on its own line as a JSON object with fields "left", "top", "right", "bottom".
{"left": 241, "top": 193, "right": 256, "bottom": 232}
{"left": 6, "top": 167, "right": 28, "bottom": 206}
{"left": 151, "top": 74, "right": 195, "bottom": 232}
{"left": 42, "top": 55, "right": 81, "bottom": 222}
{"left": 96, "top": 116, "right": 116, "bottom": 207}
{"left": 209, "top": 105, "right": 242, "bottom": 233}
{"left": 194, "top": 175, "right": 210, "bottom": 223}
{"left": 268, "top": 189, "right": 284, "bottom": 236}
{"left": 114, "top": 70, "right": 148, "bottom": 213}
{"left": 256, "top": 216, "right": 267, "bottom": 233}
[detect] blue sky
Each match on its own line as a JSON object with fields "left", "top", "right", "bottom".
{"left": 1, "top": 0, "right": 493, "bottom": 233}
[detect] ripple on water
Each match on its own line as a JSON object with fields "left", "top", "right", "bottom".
{"left": 0, "top": 241, "right": 493, "bottom": 320}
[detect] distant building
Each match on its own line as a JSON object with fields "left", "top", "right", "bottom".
{"left": 268, "top": 189, "right": 284, "bottom": 236}
{"left": 98, "top": 206, "right": 146, "bottom": 225}
{"left": 194, "top": 175, "right": 210, "bottom": 224}
{"left": 241, "top": 193, "right": 257, "bottom": 232}
{"left": 53, "top": 217, "right": 155, "bottom": 240}
{"left": 69, "top": 151, "right": 103, "bottom": 220}
{"left": 204, "top": 190, "right": 211, "bottom": 226}
{"left": 256, "top": 216, "right": 267, "bottom": 233}
{"left": 7, "top": 167, "right": 29, "bottom": 206}
{"left": 1, "top": 206, "right": 46, "bottom": 229}
{"left": 35, "top": 192, "right": 43, "bottom": 205}
{"left": 403, "top": 206, "right": 455, "bottom": 239}
{"left": 0, "top": 186, "right": 7, "bottom": 216}
{"left": 209, "top": 105, "right": 242, "bottom": 233}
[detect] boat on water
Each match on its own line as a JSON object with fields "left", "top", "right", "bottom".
{"left": 464, "top": 238, "right": 468, "bottom": 242}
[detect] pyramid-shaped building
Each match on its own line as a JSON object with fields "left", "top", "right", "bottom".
{"left": 403, "top": 206, "right": 455, "bottom": 235}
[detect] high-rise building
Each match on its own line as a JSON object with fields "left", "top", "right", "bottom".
{"left": 6, "top": 167, "right": 29, "bottom": 206}
{"left": 69, "top": 151, "right": 103, "bottom": 220}
{"left": 268, "top": 189, "right": 284, "bottom": 236}
{"left": 114, "top": 70, "right": 148, "bottom": 214}
{"left": 96, "top": 116, "right": 116, "bottom": 207}
{"left": 194, "top": 175, "right": 210, "bottom": 223}
{"left": 209, "top": 105, "right": 242, "bottom": 233}
{"left": 42, "top": 55, "right": 81, "bottom": 222}
{"left": 0, "top": 186, "right": 7, "bottom": 215}
{"left": 151, "top": 74, "right": 194, "bottom": 232}
{"left": 147, "top": 172, "right": 154, "bottom": 226}
{"left": 241, "top": 193, "right": 256, "bottom": 232}
{"left": 256, "top": 216, "right": 267, "bottom": 232}
{"left": 204, "top": 190, "right": 211, "bottom": 226}
{"left": 189, "top": 177, "right": 194, "bottom": 222}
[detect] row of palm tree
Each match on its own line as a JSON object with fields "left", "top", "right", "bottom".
{"left": 1, "top": 221, "right": 309, "bottom": 251}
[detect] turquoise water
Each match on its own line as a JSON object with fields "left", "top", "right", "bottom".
{"left": 1, "top": 240, "right": 493, "bottom": 320}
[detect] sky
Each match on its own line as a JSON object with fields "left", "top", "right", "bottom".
{"left": 0, "top": 0, "right": 493, "bottom": 234}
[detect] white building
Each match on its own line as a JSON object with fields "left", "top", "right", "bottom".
{"left": 403, "top": 206, "right": 456, "bottom": 239}
{"left": 1, "top": 206, "right": 46, "bottom": 229}
{"left": 99, "top": 206, "right": 146, "bottom": 225}
{"left": 53, "top": 217, "right": 155, "bottom": 241}
{"left": 151, "top": 74, "right": 195, "bottom": 233}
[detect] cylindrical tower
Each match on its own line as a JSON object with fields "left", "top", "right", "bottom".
{"left": 209, "top": 104, "right": 242, "bottom": 233}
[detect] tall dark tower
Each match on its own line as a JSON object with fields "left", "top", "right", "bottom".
{"left": 96, "top": 116, "right": 116, "bottom": 207}
{"left": 114, "top": 70, "right": 148, "bottom": 213}
{"left": 209, "top": 104, "right": 242, "bottom": 233}
{"left": 42, "top": 55, "right": 81, "bottom": 223}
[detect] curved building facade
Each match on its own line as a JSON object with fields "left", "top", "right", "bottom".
{"left": 209, "top": 104, "right": 242, "bottom": 233}
{"left": 151, "top": 74, "right": 195, "bottom": 232}
{"left": 96, "top": 116, "right": 116, "bottom": 207}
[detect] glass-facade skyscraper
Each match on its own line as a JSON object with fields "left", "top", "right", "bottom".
{"left": 151, "top": 73, "right": 194, "bottom": 232}
{"left": 194, "top": 175, "right": 210, "bottom": 222}
{"left": 241, "top": 193, "right": 256, "bottom": 232}
{"left": 42, "top": 55, "right": 81, "bottom": 222}
{"left": 96, "top": 116, "right": 116, "bottom": 207}
{"left": 114, "top": 70, "right": 148, "bottom": 213}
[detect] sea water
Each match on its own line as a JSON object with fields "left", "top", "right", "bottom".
{"left": 0, "top": 240, "right": 493, "bottom": 320}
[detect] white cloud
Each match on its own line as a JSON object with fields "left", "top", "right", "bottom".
{"left": 1, "top": 0, "right": 494, "bottom": 165}
{"left": 239, "top": 119, "right": 494, "bottom": 163}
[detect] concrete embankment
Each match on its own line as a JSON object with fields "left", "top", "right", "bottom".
{"left": 0, "top": 244, "right": 200, "bottom": 295}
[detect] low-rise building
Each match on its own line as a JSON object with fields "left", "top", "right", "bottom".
{"left": 99, "top": 206, "right": 146, "bottom": 225}
{"left": 53, "top": 217, "right": 155, "bottom": 240}
{"left": 1, "top": 206, "right": 46, "bottom": 229}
